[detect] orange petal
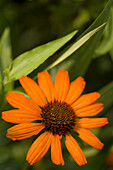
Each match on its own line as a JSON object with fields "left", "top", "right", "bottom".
{"left": 26, "top": 132, "right": 52, "bottom": 165}
{"left": 38, "top": 71, "right": 55, "bottom": 102}
{"left": 6, "top": 92, "right": 41, "bottom": 112}
{"left": 2, "top": 109, "right": 42, "bottom": 123}
{"left": 75, "top": 118, "right": 108, "bottom": 129}
{"left": 19, "top": 76, "right": 47, "bottom": 107}
{"left": 7, "top": 123, "right": 44, "bottom": 141}
{"left": 65, "top": 134, "right": 87, "bottom": 166}
{"left": 75, "top": 103, "right": 104, "bottom": 117}
{"left": 72, "top": 92, "right": 101, "bottom": 110}
{"left": 65, "top": 77, "right": 85, "bottom": 105}
{"left": 51, "top": 134, "right": 64, "bottom": 166}
{"left": 55, "top": 70, "right": 70, "bottom": 102}
{"left": 75, "top": 128, "right": 104, "bottom": 149}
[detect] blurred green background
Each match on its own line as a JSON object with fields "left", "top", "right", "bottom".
{"left": 0, "top": 0, "right": 113, "bottom": 170}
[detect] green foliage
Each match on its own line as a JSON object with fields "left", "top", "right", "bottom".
{"left": 4, "top": 30, "right": 77, "bottom": 83}
{"left": 96, "top": 6, "right": 113, "bottom": 56}
{"left": 0, "top": 28, "right": 13, "bottom": 106}
{"left": 46, "top": 23, "right": 106, "bottom": 71}
{"left": 52, "top": 0, "right": 113, "bottom": 80}
{"left": 0, "top": 28, "right": 12, "bottom": 79}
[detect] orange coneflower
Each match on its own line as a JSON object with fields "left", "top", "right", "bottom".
{"left": 2, "top": 70, "right": 108, "bottom": 166}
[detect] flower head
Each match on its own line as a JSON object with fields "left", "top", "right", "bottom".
{"left": 2, "top": 70, "right": 108, "bottom": 166}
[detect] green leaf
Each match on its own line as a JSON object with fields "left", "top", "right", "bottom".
{"left": 71, "top": 0, "right": 113, "bottom": 77}
{"left": 98, "top": 81, "right": 113, "bottom": 112}
{"left": 0, "top": 28, "right": 12, "bottom": 80}
{"left": 46, "top": 23, "right": 106, "bottom": 71}
{"left": 96, "top": 7, "right": 113, "bottom": 56}
{"left": 0, "top": 28, "right": 13, "bottom": 106}
{"left": 4, "top": 30, "right": 77, "bottom": 83}
{"left": 47, "top": 0, "right": 113, "bottom": 79}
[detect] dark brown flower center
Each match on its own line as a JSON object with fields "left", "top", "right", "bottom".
{"left": 41, "top": 100, "right": 76, "bottom": 135}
